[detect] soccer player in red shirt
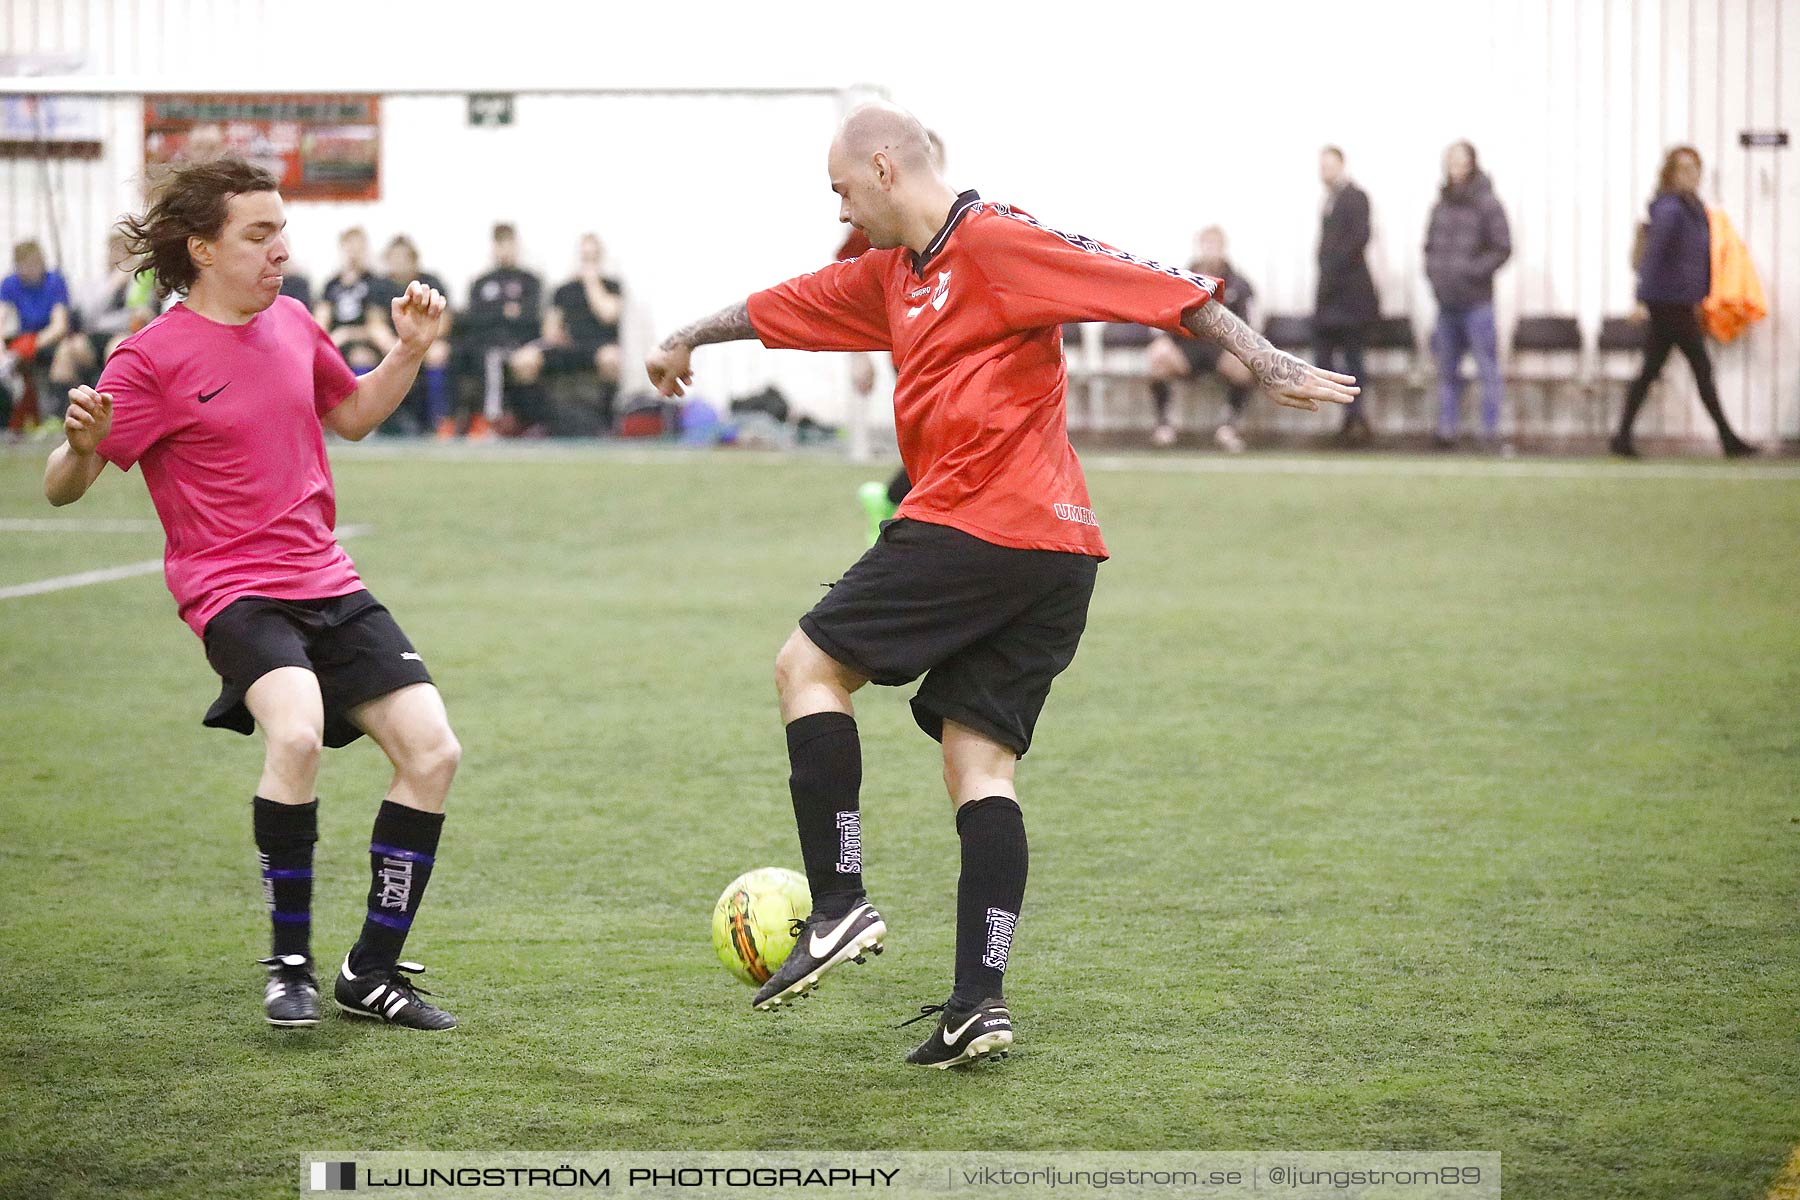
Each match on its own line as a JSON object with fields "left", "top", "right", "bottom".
{"left": 647, "top": 105, "right": 1357, "bottom": 1067}
{"left": 44, "top": 157, "right": 462, "bottom": 1031}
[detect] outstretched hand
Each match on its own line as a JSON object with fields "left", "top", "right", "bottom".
{"left": 391, "top": 280, "right": 447, "bottom": 351}
{"left": 645, "top": 342, "right": 694, "bottom": 398}
{"left": 1253, "top": 353, "right": 1360, "bottom": 412}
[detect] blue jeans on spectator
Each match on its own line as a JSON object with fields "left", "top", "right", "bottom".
{"left": 1432, "top": 303, "right": 1503, "bottom": 439}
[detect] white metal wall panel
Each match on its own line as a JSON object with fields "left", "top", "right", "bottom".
{"left": 0, "top": 0, "right": 1793, "bottom": 437}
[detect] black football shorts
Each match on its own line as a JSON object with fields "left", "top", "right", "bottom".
{"left": 201, "top": 590, "right": 433, "bottom": 748}
{"left": 798, "top": 518, "right": 1099, "bottom": 756}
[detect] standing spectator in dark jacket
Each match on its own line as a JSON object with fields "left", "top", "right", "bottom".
{"left": 453, "top": 223, "right": 542, "bottom": 440}
{"left": 1611, "top": 147, "right": 1753, "bottom": 458}
{"left": 1425, "top": 141, "right": 1510, "bottom": 447}
{"left": 1314, "top": 146, "right": 1379, "bottom": 443}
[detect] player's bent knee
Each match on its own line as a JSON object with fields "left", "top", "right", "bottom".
{"left": 774, "top": 628, "right": 859, "bottom": 708}
{"left": 264, "top": 721, "right": 324, "bottom": 773}
{"left": 773, "top": 633, "right": 814, "bottom": 700}
{"left": 402, "top": 727, "right": 461, "bottom": 789}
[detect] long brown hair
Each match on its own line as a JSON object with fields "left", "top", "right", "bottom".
{"left": 118, "top": 156, "right": 279, "bottom": 298}
{"left": 1655, "top": 145, "right": 1701, "bottom": 197}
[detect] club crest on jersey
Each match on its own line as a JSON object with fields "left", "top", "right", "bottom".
{"left": 906, "top": 270, "right": 952, "bottom": 319}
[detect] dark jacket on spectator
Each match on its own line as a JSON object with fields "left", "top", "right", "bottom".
{"left": 461, "top": 266, "right": 542, "bottom": 344}
{"left": 1315, "top": 181, "right": 1379, "bottom": 329}
{"left": 1424, "top": 170, "right": 1511, "bottom": 309}
{"left": 1636, "top": 190, "right": 1711, "bottom": 305}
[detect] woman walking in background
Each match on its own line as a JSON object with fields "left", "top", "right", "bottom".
{"left": 1611, "top": 146, "right": 1755, "bottom": 459}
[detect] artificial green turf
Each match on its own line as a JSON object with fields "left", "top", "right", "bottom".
{"left": 2, "top": 446, "right": 1796, "bottom": 1199}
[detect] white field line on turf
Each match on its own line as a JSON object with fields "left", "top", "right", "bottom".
{"left": 0, "top": 558, "right": 165, "bottom": 599}
{"left": 321, "top": 441, "right": 1800, "bottom": 482}
{"left": 0, "top": 517, "right": 161, "bottom": 533}
{"left": 1077, "top": 453, "right": 1800, "bottom": 483}
{"left": 0, "top": 524, "right": 371, "bottom": 602}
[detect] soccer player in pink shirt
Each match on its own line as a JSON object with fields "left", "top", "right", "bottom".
{"left": 44, "top": 157, "right": 461, "bottom": 1031}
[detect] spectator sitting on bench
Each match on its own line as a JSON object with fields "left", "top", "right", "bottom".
{"left": 2, "top": 239, "right": 73, "bottom": 436}
{"left": 1146, "top": 226, "right": 1256, "bottom": 451}
{"left": 509, "top": 232, "right": 623, "bottom": 435}
{"left": 453, "top": 223, "right": 543, "bottom": 440}
{"left": 278, "top": 264, "right": 314, "bottom": 310}
{"left": 315, "top": 226, "right": 386, "bottom": 374}
{"left": 373, "top": 235, "right": 454, "bottom": 436}
{"left": 50, "top": 231, "right": 157, "bottom": 389}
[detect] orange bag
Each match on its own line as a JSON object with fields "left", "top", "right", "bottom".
{"left": 1702, "top": 208, "right": 1767, "bottom": 343}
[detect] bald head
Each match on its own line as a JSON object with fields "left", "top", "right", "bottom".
{"left": 833, "top": 103, "right": 937, "bottom": 172}
{"left": 827, "top": 102, "right": 958, "bottom": 254}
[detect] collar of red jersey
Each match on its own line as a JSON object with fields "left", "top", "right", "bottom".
{"left": 911, "top": 189, "right": 982, "bottom": 277}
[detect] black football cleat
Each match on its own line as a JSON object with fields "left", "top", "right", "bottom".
{"left": 752, "top": 901, "right": 886, "bottom": 1011}
{"left": 258, "top": 954, "right": 319, "bottom": 1027}
{"left": 903, "top": 996, "right": 1013, "bottom": 1068}
{"left": 334, "top": 957, "right": 457, "bottom": 1030}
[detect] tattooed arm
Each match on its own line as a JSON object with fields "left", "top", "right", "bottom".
{"left": 1182, "top": 301, "right": 1359, "bottom": 412}
{"left": 645, "top": 301, "right": 757, "bottom": 398}
{"left": 663, "top": 300, "right": 756, "bottom": 351}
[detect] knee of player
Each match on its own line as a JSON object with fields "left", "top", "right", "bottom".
{"left": 406, "top": 727, "right": 463, "bottom": 785}
{"left": 266, "top": 722, "right": 325, "bottom": 769}
{"left": 773, "top": 643, "right": 801, "bottom": 699}
{"left": 773, "top": 630, "right": 803, "bottom": 673}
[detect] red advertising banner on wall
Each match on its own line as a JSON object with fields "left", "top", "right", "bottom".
{"left": 144, "top": 95, "right": 380, "bottom": 201}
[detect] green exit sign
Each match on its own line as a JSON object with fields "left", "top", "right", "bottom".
{"left": 468, "top": 94, "right": 515, "bottom": 127}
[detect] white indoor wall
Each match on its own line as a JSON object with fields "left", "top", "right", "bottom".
{"left": 3, "top": 0, "right": 1796, "bottom": 439}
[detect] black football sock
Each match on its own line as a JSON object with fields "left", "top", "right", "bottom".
{"left": 348, "top": 800, "right": 445, "bottom": 974}
{"left": 1150, "top": 380, "right": 1172, "bottom": 424}
{"left": 951, "top": 795, "right": 1028, "bottom": 1010}
{"left": 785, "top": 711, "right": 865, "bottom": 919}
{"left": 253, "top": 797, "right": 318, "bottom": 960}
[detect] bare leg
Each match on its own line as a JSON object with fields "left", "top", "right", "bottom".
{"left": 348, "top": 682, "right": 461, "bottom": 813}
{"left": 244, "top": 666, "right": 325, "bottom": 806}
{"left": 941, "top": 718, "right": 1018, "bottom": 808}
{"left": 775, "top": 628, "right": 868, "bottom": 722}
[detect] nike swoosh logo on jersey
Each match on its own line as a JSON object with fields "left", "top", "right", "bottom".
{"left": 808, "top": 905, "right": 869, "bottom": 958}
{"left": 198, "top": 384, "right": 230, "bottom": 403}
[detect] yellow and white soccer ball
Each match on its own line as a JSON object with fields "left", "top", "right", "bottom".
{"left": 711, "top": 867, "right": 812, "bottom": 986}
